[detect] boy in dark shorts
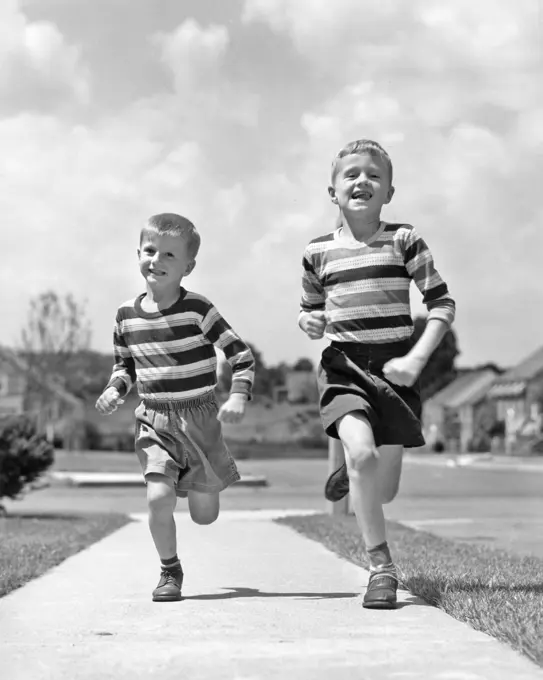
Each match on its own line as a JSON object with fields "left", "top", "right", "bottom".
{"left": 299, "top": 140, "right": 455, "bottom": 609}
{"left": 96, "top": 213, "right": 254, "bottom": 602}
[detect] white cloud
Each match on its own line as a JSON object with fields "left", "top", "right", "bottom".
{"left": 151, "top": 19, "right": 259, "bottom": 128}
{"left": 0, "top": 0, "right": 89, "bottom": 111}
{"left": 153, "top": 19, "right": 229, "bottom": 94}
{"left": 241, "top": 0, "right": 543, "bottom": 367}
{"left": 1, "top": 0, "right": 541, "bottom": 369}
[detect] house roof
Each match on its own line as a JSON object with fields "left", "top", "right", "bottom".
{"left": 0, "top": 346, "right": 83, "bottom": 409}
{"left": 491, "top": 345, "right": 543, "bottom": 383}
{"left": 485, "top": 345, "right": 543, "bottom": 399}
{"left": 487, "top": 381, "right": 526, "bottom": 399}
{"left": 427, "top": 369, "right": 499, "bottom": 409}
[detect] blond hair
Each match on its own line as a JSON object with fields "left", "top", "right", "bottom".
{"left": 141, "top": 213, "right": 201, "bottom": 258}
{"left": 331, "top": 139, "right": 393, "bottom": 184}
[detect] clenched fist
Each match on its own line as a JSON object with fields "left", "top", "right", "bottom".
{"left": 95, "top": 386, "right": 124, "bottom": 415}
{"left": 300, "top": 311, "right": 327, "bottom": 340}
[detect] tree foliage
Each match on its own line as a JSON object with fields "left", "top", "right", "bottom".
{"left": 292, "top": 357, "right": 314, "bottom": 372}
{"left": 20, "top": 291, "right": 92, "bottom": 394}
{"left": 22, "top": 291, "right": 91, "bottom": 358}
{"left": 0, "top": 415, "right": 55, "bottom": 508}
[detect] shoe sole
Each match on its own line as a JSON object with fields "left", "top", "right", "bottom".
{"left": 152, "top": 593, "right": 182, "bottom": 602}
{"left": 324, "top": 463, "right": 350, "bottom": 502}
{"left": 362, "top": 600, "right": 397, "bottom": 610}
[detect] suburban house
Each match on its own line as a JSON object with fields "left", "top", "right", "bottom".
{"left": 0, "top": 346, "right": 85, "bottom": 449}
{"left": 422, "top": 367, "right": 500, "bottom": 452}
{"left": 486, "top": 345, "right": 543, "bottom": 450}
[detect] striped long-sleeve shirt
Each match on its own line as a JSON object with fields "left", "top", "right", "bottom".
{"left": 106, "top": 288, "right": 254, "bottom": 402}
{"left": 300, "top": 222, "right": 455, "bottom": 344}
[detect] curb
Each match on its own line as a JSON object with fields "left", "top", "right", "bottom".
{"left": 47, "top": 471, "right": 269, "bottom": 488}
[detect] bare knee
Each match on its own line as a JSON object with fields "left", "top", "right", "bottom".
{"left": 190, "top": 509, "right": 219, "bottom": 525}
{"left": 188, "top": 492, "right": 219, "bottom": 525}
{"left": 344, "top": 440, "right": 378, "bottom": 475}
{"left": 337, "top": 413, "right": 377, "bottom": 474}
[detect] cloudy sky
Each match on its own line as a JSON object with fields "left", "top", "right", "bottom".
{"left": 2, "top": 0, "right": 541, "bottom": 370}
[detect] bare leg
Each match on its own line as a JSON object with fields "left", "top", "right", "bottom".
{"left": 337, "top": 413, "right": 400, "bottom": 609}
{"left": 146, "top": 473, "right": 178, "bottom": 559}
{"left": 337, "top": 412, "right": 385, "bottom": 548}
{"left": 188, "top": 491, "right": 220, "bottom": 525}
{"left": 376, "top": 444, "right": 404, "bottom": 504}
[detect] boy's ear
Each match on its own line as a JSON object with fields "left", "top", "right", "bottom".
{"left": 137, "top": 248, "right": 141, "bottom": 259}
{"left": 328, "top": 185, "right": 338, "bottom": 204}
{"left": 185, "top": 259, "right": 196, "bottom": 276}
{"left": 385, "top": 185, "right": 395, "bottom": 203}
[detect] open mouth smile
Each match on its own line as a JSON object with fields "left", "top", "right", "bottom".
{"left": 351, "top": 189, "right": 372, "bottom": 201}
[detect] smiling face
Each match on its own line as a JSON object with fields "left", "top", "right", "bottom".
{"left": 138, "top": 231, "right": 195, "bottom": 289}
{"left": 328, "top": 151, "right": 395, "bottom": 221}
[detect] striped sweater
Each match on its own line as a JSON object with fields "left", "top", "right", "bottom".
{"left": 106, "top": 288, "right": 254, "bottom": 402}
{"left": 300, "top": 222, "right": 455, "bottom": 344}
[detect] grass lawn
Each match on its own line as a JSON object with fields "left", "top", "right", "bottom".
{"left": 0, "top": 513, "right": 130, "bottom": 598}
{"left": 277, "top": 513, "right": 543, "bottom": 668}
{"left": 51, "top": 442, "right": 327, "bottom": 474}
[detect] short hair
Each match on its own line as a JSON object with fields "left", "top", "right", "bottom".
{"left": 331, "top": 139, "right": 393, "bottom": 185}
{"left": 141, "top": 213, "right": 201, "bottom": 258}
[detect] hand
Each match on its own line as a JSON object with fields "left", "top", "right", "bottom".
{"left": 300, "top": 311, "right": 327, "bottom": 340}
{"left": 95, "top": 387, "right": 124, "bottom": 415}
{"left": 217, "top": 393, "right": 247, "bottom": 424}
{"left": 382, "top": 354, "right": 426, "bottom": 387}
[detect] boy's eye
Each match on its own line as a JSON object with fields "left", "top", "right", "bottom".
{"left": 166, "top": 252, "right": 174, "bottom": 258}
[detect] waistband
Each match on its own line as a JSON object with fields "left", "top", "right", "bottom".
{"left": 141, "top": 391, "right": 216, "bottom": 412}
{"left": 330, "top": 338, "right": 413, "bottom": 357}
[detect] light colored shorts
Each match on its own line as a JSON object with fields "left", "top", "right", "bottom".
{"left": 134, "top": 392, "right": 240, "bottom": 498}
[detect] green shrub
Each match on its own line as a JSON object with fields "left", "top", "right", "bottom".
{"left": 0, "top": 415, "right": 55, "bottom": 507}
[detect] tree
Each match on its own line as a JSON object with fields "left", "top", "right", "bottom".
{"left": 412, "top": 316, "right": 459, "bottom": 401}
{"left": 21, "top": 291, "right": 91, "bottom": 380}
{"left": 267, "top": 362, "right": 289, "bottom": 389}
{"left": 292, "top": 358, "right": 314, "bottom": 372}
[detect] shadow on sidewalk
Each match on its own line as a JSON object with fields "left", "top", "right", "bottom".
{"left": 3, "top": 511, "right": 96, "bottom": 521}
{"left": 183, "top": 586, "right": 358, "bottom": 601}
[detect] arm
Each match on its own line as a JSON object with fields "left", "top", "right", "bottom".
{"left": 96, "top": 313, "right": 136, "bottom": 415}
{"left": 299, "top": 250, "right": 327, "bottom": 338}
{"left": 407, "top": 317, "right": 449, "bottom": 367}
{"left": 403, "top": 226, "right": 456, "bottom": 330}
{"left": 199, "top": 303, "right": 255, "bottom": 401}
{"left": 383, "top": 227, "right": 455, "bottom": 386}
{"left": 105, "top": 314, "right": 137, "bottom": 398}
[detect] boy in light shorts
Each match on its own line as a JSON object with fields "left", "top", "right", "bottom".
{"left": 96, "top": 213, "right": 254, "bottom": 602}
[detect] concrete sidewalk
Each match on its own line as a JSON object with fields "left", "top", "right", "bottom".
{"left": 1, "top": 511, "right": 541, "bottom": 680}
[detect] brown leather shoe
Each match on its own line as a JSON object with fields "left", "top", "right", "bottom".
{"left": 363, "top": 571, "right": 398, "bottom": 609}
{"left": 152, "top": 567, "right": 183, "bottom": 602}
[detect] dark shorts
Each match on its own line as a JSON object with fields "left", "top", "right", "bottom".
{"left": 317, "top": 340, "right": 425, "bottom": 448}
{"left": 134, "top": 392, "right": 240, "bottom": 498}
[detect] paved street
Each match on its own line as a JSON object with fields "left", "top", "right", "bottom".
{"left": 6, "top": 455, "right": 543, "bottom": 558}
